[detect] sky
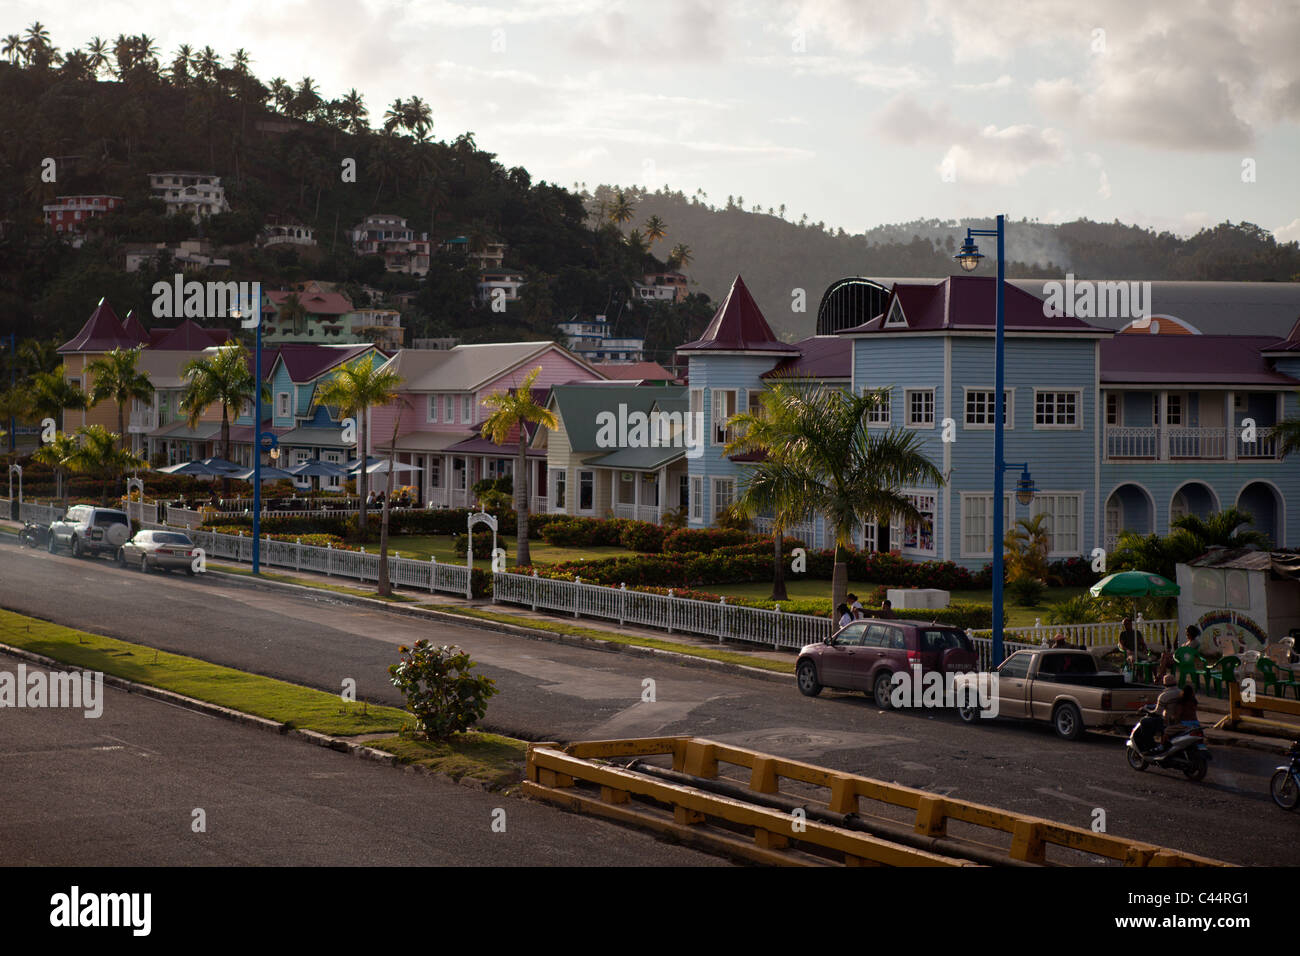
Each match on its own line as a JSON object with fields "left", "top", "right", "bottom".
{"left": 8, "top": 0, "right": 1300, "bottom": 242}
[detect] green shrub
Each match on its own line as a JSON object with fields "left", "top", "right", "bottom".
{"left": 618, "top": 520, "right": 664, "bottom": 553}
{"left": 1007, "top": 577, "right": 1049, "bottom": 607}
{"left": 453, "top": 531, "right": 505, "bottom": 558}
{"left": 388, "top": 641, "right": 498, "bottom": 740}
{"left": 662, "top": 527, "right": 751, "bottom": 553}
{"left": 1045, "top": 594, "right": 1104, "bottom": 625}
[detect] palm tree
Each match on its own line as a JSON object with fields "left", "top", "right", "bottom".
{"left": 2, "top": 34, "right": 23, "bottom": 65}
{"left": 195, "top": 46, "right": 221, "bottom": 85}
{"left": 32, "top": 431, "right": 81, "bottom": 507}
{"left": 292, "top": 76, "right": 322, "bottom": 119}
{"left": 625, "top": 229, "right": 647, "bottom": 256}
{"left": 644, "top": 215, "right": 667, "bottom": 243}
{"left": 276, "top": 292, "right": 308, "bottom": 335}
{"left": 0, "top": 387, "right": 26, "bottom": 453}
{"left": 404, "top": 96, "right": 433, "bottom": 140}
{"left": 725, "top": 387, "right": 821, "bottom": 600}
{"left": 169, "top": 44, "right": 194, "bottom": 85}
{"left": 60, "top": 50, "right": 92, "bottom": 82}
{"left": 25, "top": 366, "right": 88, "bottom": 431}
{"left": 608, "top": 190, "right": 635, "bottom": 225}
{"left": 339, "top": 88, "right": 368, "bottom": 134}
{"left": 724, "top": 382, "right": 944, "bottom": 610}
{"left": 178, "top": 343, "right": 261, "bottom": 468}
{"left": 85, "top": 36, "right": 109, "bottom": 77}
{"left": 314, "top": 355, "right": 403, "bottom": 535}
{"left": 382, "top": 97, "right": 407, "bottom": 134}
{"left": 86, "top": 347, "right": 153, "bottom": 452}
{"left": 68, "top": 425, "right": 146, "bottom": 504}
{"left": 268, "top": 77, "right": 292, "bottom": 112}
{"left": 1004, "top": 513, "right": 1050, "bottom": 585}
{"left": 1171, "top": 508, "right": 1272, "bottom": 551}
{"left": 376, "top": 395, "right": 412, "bottom": 597}
{"left": 1274, "top": 397, "right": 1300, "bottom": 457}
{"left": 23, "top": 21, "right": 50, "bottom": 59}
{"left": 667, "top": 243, "right": 692, "bottom": 270}
{"left": 230, "top": 48, "right": 251, "bottom": 76}
{"left": 479, "top": 366, "right": 559, "bottom": 567}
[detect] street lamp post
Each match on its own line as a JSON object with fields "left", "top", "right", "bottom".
{"left": 955, "top": 215, "right": 1035, "bottom": 666}
{"left": 233, "top": 288, "right": 274, "bottom": 575}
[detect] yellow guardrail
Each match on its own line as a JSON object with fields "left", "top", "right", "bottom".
{"left": 1219, "top": 682, "right": 1300, "bottom": 735}
{"left": 526, "top": 737, "right": 1229, "bottom": 867}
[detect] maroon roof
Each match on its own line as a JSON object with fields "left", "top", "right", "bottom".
{"left": 840, "top": 276, "right": 1107, "bottom": 335}
{"left": 121, "top": 311, "right": 149, "bottom": 346}
{"left": 150, "top": 319, "right": 230, "bottom": 350}
{"left": 58, "top": 299, "right": 142, "bottom": 353}
{"left": 1101, "top": 335, "right": 1298, "bottom": 385}
{"left": 263, "top": 344, "right": 376, "bottom": 383}
{"left": 678, "top": 276, "right": 797, "bottom": 353}
{"left": 593, "top": 361, "right": 677, "bottom": 382}
{"left": 1263, "top": 317, "right": 1300, "bottom": 353}
{"left": 762, "top": 335, "right": 851, "bottom": 380}
{"left": 266, "top": 289, "right": 352, "bottom": 316}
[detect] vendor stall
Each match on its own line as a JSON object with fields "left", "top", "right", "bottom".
{"left": 1176, "top": 548, "right": 1300, "bottom": 658}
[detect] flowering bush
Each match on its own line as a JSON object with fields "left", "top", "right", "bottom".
{"left": 388, "top": 641, "right": 497, "bottom": 740}
{"left": 662, "top": 528, "right": 752, "bottom": 553}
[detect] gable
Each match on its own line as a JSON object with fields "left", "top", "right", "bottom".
{"left": 884, "top": 298, "right": 908, "bottom": 329}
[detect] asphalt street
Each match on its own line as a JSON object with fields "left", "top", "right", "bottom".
{"left": 0, "top": 656, "right": 724, "bottom": 866}
{"left": 2, "top": 542, "right": 1297, "bottom": 865}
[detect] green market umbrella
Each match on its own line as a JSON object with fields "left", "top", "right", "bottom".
{"left": 1090, "top": 570, "right": 1180, "bottom": 598}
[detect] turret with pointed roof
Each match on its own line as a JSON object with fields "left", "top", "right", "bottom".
{"left": 677, "top": 275, "right": 798, "bottom": 354}
{"left": 58, "top": 299, "right": 143, "bottom": 354}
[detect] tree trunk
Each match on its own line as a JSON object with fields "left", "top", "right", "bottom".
{"left": 377, "top": 415, "right": 401, "bottom": 596}
{"left": 771, "top": 526, "right": 788, "bottom": 601}
{"left": 357, "top": 411, "right": 368, "bottom": 535}
{"left": 831, "top": 540, "right": 848, "bottom": 613}
{"left": 514, "top": 434, "right": 530, "bottom": 567}
{"left": 221, "top": 406, "right": 231, "bottom": 497}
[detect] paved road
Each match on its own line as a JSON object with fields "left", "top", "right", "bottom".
{"left": 3, "top": 543, "right": 1297, "bottom": 865}
{"left": 0, "top": 655, "right": 724, "bottom": 866}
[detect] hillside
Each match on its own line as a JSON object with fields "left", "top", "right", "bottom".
{"left": 583, "top": 186, "right": 1300, "bottom": 340}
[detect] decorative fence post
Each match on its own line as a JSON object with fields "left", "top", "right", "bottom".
{"left": 667, "top": 588, "right": 674, "bottom": 634}
{"left": 296, "top": 537, "right": 302, "bottom": 572}
{"left": 360, "top": 546, "right": 366, "bottom": 583}
{"left": 532, "top": 569, "right": 539, "bottom": 612}
{"left": 574, "top": 576, "right": 581, "bottom": 619}
{"left": 429, "top": 556, "right": 436, "bottom": 594}
{"left": 773, "top": 602, "right": 782, "bottom": 650}
{"left": 718, "top": 595, "right": 726, "bottom": 643}
{"left": 619, "top": 582, "right": 627, "bottom": 627}
{"left": 326, "top": 542, "right": 332, "bottom": 576}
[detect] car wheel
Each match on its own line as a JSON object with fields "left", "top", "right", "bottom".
{"left": 117, "top": 548, "right": 126, "bottom": 567}
{"left": 186, "top": 566, "right": 196, "bottom": 577}
{"left": 1052, "top": 702, "right": 1084, "bottom": 741}
{"left": 796, "top": 660, "right": 823, "bottom": 698}
{"left": 1182, "top": 752, "right": 1208, "bottom": 782}
{"left": 957, "top": 704, "right": 979, "bottom": 723}
{"left": 1270, "top": 770, "right": 1300, "bottom": 810}
{"left": 1126, "top": 745, "right": 1148, "bottom": 772}
{"left": 873, "top": 671, "right": 895, "bottom": 709}
{"left": 47, "top": 535, "right": 58, "bottom": 554}
{"left": 139, "top": 555, "right": 149, "bottom": 573}
{"left": 70, "top": 536, "right": 82, "bottom": 559}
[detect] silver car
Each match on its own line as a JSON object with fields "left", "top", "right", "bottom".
{"left": 118, "top": 530, "right": 199, "bottom": 575}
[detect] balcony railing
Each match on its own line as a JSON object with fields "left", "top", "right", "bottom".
{"left": 1105, "top": 425, "right": 1281, "bottom": 461}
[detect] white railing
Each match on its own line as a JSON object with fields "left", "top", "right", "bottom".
{"left": 126, "top": 501, "right": 159, "bottom": 524}
{"left": 967, "top": 618, "right": 1177, "bottom": 671}
{"left": 15, "top": 501, "right": 64, "bottom": 525}
{"left": 1167, "top": 426, "right": 1226, "bottom": 459}
{"left": 1239, "top": 426, "right": 1279, "bottom": 459}
{"left": 492, "top": 571, "right": 830, "bottom": 650}
{"left": 154, "top": 527, "right": 471, "bottom": 597}
{"left": 1105, "top": 426, "right": 1158, "bottom": 459}
{"left": 612, "top": 504, "right": 661, "bottom": 523}
{"left": 165, "top": 507, "right": 204, "bottom": 529}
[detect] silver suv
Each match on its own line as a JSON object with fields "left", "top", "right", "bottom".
{"left": 47, "top": 506, "right": 131, "bottom": 559}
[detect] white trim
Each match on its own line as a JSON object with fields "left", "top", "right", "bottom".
{"left": 1094, "top": 340, "right": 1101, "bottom": 555}
{"left": 860, "top": 385, "right": 892, "bottom": 427}
{"left": 883, "top": 298, "right": 908, "bottom": 328}
{"left": 942, "top": 337, "right": 951, "bottom": 562}
{"left": 1235, "top": 479, "right": 1286, "bottom": 547}
{"left": 577, "top": 469, "right": 595, "bottom": 514}
{"left": 962, "top": 386, "right": 1015, "bottom": 429}
{"left": 1032, "top": 387, "right": 1083, "bottom": 430}
{"left": 1029, "top": 490, "right": 1085, "bottom": 558}
{"left": 1167, "top": 481, "right": 1221, "bottom": 531}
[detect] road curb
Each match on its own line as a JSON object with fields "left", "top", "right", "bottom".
{"left": 203, "top": 565, "right": 795, "bottom": 686}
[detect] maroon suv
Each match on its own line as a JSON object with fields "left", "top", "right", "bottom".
{"left": 796, "top": 618, "right": 978, "bottom": 708}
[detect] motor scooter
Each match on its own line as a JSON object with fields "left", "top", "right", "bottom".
{"left": 1126, "top": 704, "right": 1211, "bottom": 781}
{"left": 18, "top": 520, "right": 49, "bottom": 549}
{"left": 1269, "top": 741, "right": 1300, "bottom": 810}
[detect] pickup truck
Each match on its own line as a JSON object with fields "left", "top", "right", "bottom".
{"left": 954, "top": 648, "right": 1157, "bottom": 740}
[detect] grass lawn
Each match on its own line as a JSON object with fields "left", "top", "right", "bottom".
{"left": 365, "top": 732, "right": 527, "bottom": 790}
{"left": 710, "top": 579, "right": 1088, "bottom": 627}
{"left": 0, "top": 608, "right": 410, "bottom": 735}
{"left": 376, "top": 535, "right": 634, "bottom": 570}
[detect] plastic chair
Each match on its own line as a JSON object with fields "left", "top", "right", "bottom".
{"left": 1192, "top": 651, "right": 1216, "bottom": 692}
{"left": 1258, "top": 656, "right": 1300, "bottom": 699}
{"left": 1173, "top": 646, "right": 1202, "bottom": 690}
{"left": 1207, "top": 655, "right": 1241, "bottom": 698}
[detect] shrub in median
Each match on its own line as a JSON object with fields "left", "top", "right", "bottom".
{"left": 388, "top": 641, "right": 498, "bottom": 740}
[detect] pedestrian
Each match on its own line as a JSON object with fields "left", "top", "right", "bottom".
{"left": 1048, "top": 631, "right": 1071, "bottom": 649}
{"left": 878, "top": 599, "right": 895, "bottom": 620}
{"left": 1118, "top": 616, "right": 1152, "bottom": 663}
{"left": 837, "top": 603, "right": 853, "bottom": 628}
{"left": 847, "top": 593, "right": 864, "bottom": 619}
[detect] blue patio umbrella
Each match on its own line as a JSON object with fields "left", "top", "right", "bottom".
{"left": 231, "top": 466, "right": 298, "bottom": 482}
{"left": 346, "top": 456, "right": 421, "bottom": 475}
{"left": 156, "top": 457, "right": 245, "bottom": 476}
{"left": 288, "top": 459, "right": 349, "bottom": 478}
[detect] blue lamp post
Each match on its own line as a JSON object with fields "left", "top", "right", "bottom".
{"left": 954, "top": 215, "right": 1034, "bottom": 666}
{"left": 233, "top": 288, "right": 277, "bottom": 575}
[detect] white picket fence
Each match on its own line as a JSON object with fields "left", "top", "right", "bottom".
{"left": 492, "top": 571, "right": 830, "bottom": 650}
{"left": 141, "top": 525, "right": 471, "bottom": 597}
{"left": 968, "top": 617, "right": 1177, "bottom": 671}
{"left": 6, "top": 500, "right": 64, "bottom": 525}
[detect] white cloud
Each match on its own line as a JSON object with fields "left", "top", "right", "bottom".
{"left": 1097, "top": 170, "right": 1111, "bottom": 199}
{"left": 1275, "top": 218, "right": 1300, "bottom": 245}
{"left": 937, "top": 124, "right": 1067, "bottom": 186}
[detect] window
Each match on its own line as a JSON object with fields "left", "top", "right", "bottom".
{"left": 554, "top": 470, "right": 566, "bottom": 509}
{"left": 461, "top": 395, "right": 472, "bottom": 424}
{"left": 862, "top": 387, "right": 891, "bottom": 426}
{"left": 428, "top": 395, "right": 439, "bottom": 422}
{"left": 905, "top": 389, "right": 934, "bottom": 427}
{"left": 961, "top": 494, "right": 1014, "bottom": 557}
{"left": 579, "top": 471, "right": 594, "bottom": 512}
{"left": 429, "top": 457, "right": 441, "bottom": 489}
{"left": 713, "top": 478, "right": 735, "bottom": 519}
{"left": 901, "top": 491, "right": 936, "bottom": 555}
{"left": 835, "top": 622, "right": 868, "bottom": 645}
{"left": 323, "top": 451, "right": 342, "bottom": 490}
{"left": 276, "top": 392, "right": 291, "bottom": 418}
{"left": 999, "top": 653, "right": 1031, "bottom": 679}
{"left": 1166, "top": 394, "right": 1182, "bottom": 426}
{"left": 679, "top": 474, "right": 690, "bottom": 514}
{"left": 690, "top": 476, "right": 703, "bottom": 521}
{"left": 964, "top": 389, "right": 1012, "bottom": 428}
{"left": 712, "top": 389, "right": 737, "bottom": 445}
{"left": 1034, "top": 390, "right": 1080, "bottom": 428}
{"left": 444, "top": 395, "right": 455, "bottom": 422}
{"left": 1106, "top": 393, "right": 1119, "bottom": 426}
{"left": 453, "top": 457, "right": 467, "bottom": 490}
{"left": 689, "top": 389, "right": 703, "bottom": 446}
{"left": 747, "top": 389, "right": 764, "bottom": 416}
{"left": 1031, "top": 493, "right": 1083, "bottom": 555}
